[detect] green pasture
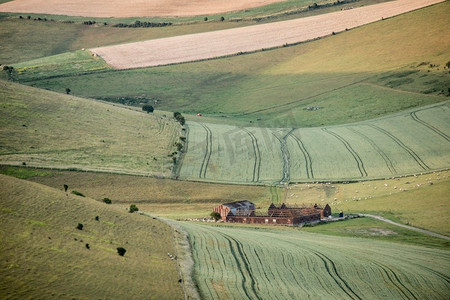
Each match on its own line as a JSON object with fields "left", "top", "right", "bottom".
{"left": 0, "top": 80, "right": 181, "bottom": 176}
{"left": 179, "top": 102, "right": 450, "bottom": 184}
{"left": 0, "top": 174, "right": 184, "bottom": 299}
{"left": 7, "top": 1, "right": 449, "bottom": 128}
{"left": 181, "top": 222, "right": 450, "bottom": 299}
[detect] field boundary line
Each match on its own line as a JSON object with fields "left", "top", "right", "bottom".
{"left": 359, "top": 214, "right": 450, "bottom": 241}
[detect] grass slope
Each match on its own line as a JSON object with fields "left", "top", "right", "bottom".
{"left": 7, "top": 1, "right": 449, "bottom": 128}
{"left": 181, "top": 222, "right": 450, "bottom": 299}
{"left": 0, "top": 0, "right": 388, "bottom": 64}
{"left": 0, "top": 80, "right": 180, "bottom": 176}
{"left": 0, "top": 174, "right": 184, "bottom": 299}
{"left": 180, "top": 102, "right": 450, "bottom": 184}
{"left": 8, "top": 166, "right": 448, "bottom": 237}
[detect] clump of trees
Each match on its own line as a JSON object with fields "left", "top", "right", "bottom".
{"left": 113, "top": 20, "right": 172, "bottom": 28}
{"left": 142, "top": 105, "right": 154, "bottom": 113}
{"left": 173, "top": 112, "right": 185, "bottom": 125}
{"left": 210, "top": 211, "right": 221, "bottom": 221}
{"left": 129, "top": 204, "right": 139, "bottom": 213}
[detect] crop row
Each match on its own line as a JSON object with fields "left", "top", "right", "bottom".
{"left": 181, "top": 222, "right": 450, "bottom": 299}
{"left": 179, "top": 102, "right": 450, "bottom": 184}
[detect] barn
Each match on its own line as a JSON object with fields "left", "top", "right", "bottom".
{"left": 222, "top": 202, "right": 330, "bottom": 226}
{"left": 213, "top": 200, "right": 255, "bottom": 221}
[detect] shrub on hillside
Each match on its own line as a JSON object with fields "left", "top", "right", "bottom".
{"left": 210, "top": 211, "right": 221, "bottom": 221}
{"left": 71, "top": 190, "right": 85, "bottom": 197}
{"left": 142, "top": 105, "right": 154, "bottom": 113}
{"left": 103, "top": 198, "right": 112, "bottom": 204}
{"left": 117, "top": 247, "right": 126, "bottom": 256}
{"left": 77, "top": 223, "right": 84, "bottom": 230}
{"left": 129, "top": 204, "right": 139, "bottom": 213}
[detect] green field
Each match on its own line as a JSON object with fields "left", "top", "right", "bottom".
{"left": 0, "top": 80, "right": 181, "bottom": 176}
{"left": 181, "top": 222, "right": 449, "bottom": 299}
{"left": 5, "top": 1, "right": 449, "bottom": 128}
{"left": 180, "top": 102, "right": 450, "bottom": 184}
{"left": 0, "top": 174, "right": 184, "bottom": 299}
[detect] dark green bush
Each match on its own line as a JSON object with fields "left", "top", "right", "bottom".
{"left": 103, "top": 198, "right": 112, "bottom": 204}
{"left": 129, "top": 204, "right": 139, "bottom": 213}
{"left": 71, "top": 190, "right": 85, "bottom": 197}
{"left": 117, "top": 247, "right": 126, "bottom": 256}
{"left": 77, "top": 223, "right": 84, "bottom": 230}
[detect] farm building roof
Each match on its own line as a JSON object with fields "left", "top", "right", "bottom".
{"left": 222, "top": 200, "right": 255, "bottom": 209}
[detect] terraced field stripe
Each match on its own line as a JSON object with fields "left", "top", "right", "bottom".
{"left": 198, "top": 123, "right": 212, "bottom": 178}
{"left": 322, "top": 128, "right": 368, "bottom": 177}
{"left": 311, "top": 250, "right": 362, "bottom": 300}
{"left": 368, "top": 124, "right": 430, "bottom": 171}
{"left": 370, "top": 261, "right": 418, "bottom": 300}
{"left": 242, "top": 128, "right": 261, "bottom": 182}
{"left": 290, "top": 130, "right": 314, "bottom": 179}
{"left": 410, "top": 111, "right": 450, "bottom": 142}
{"left": 273, "top": 129, "right": 296, "bottom": 184}
{"left": 348, "top": 127, "right": 396, "bottom": 174}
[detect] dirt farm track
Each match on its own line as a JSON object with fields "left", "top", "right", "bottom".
{"left": 88, "top": 0, "right": 444, "bottom": 69}
{"left": 0, "top": 0, "right": 285, "bottom": 17}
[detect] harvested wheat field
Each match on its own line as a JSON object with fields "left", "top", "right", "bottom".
{"left": 91, "top": 0, "right": 444, "bottom": 69}
{"left": 0, "top": 0, "right": 285, "bottom": 17}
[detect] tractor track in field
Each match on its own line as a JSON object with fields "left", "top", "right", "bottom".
{"left": 349, "top": 127, "right": 396, "bottom": 174}
{"left": 222, "top": 234, "right": 261, "bottom": 300}
{"left": 311, "top": 250, "right": 362, "bottom": 300}
{"left": 370, "top": 261, "right": 418, "bottom": 300}
{"left": 368, "top": 124, "right": 430, "bottom": 171}
{"left": 410, "top": 111, "right": 450, "bottom": 142}
{"left": 322, "top": 128, "right": 368, "bottom": 177}
{"left": 198, "top": 123, "right": 212, "bottom": 179}
{"left": 242, "top": 128, "right": 261, "bottom": 183}
{"left": 290, "top": 130, "right": 314, "bottom": 179}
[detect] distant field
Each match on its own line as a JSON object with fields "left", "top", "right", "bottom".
{"left": 0, "top": 0, "right": 287, "bottom": 17}
{"left": 9, "top": 1, "right": 449, "bottom": 127}
{"left": 91, "top": 0, "right": 445, "bottom": 69}
{"left": 0, "top": 80, "right": 181, "bottom": 176}
{"left": 0, "top": 174, "right": 184, "bottom": 299}
{"left": 180, "top": 102, "right": 450, "bottom": 184}
{"left": 181, "top": 222, "right": 450, "bottom": 299}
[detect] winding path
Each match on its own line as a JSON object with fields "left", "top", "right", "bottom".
{"left": 359, "top": 214, "right": 450, "bottom": 240}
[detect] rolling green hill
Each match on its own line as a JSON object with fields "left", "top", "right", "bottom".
{"left": 5, "top": 1, "right": 449, "bottom": 128}
{"left": 0, "top": 80, "right": 181, "bottom": 176}
{"left": 181, "top": 221, "right": 450, "bottom": 299}
{"left": 0, "top": 174, "right": 184, "bottom": 299}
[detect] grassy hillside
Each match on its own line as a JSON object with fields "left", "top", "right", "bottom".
{"left": 6, "top": 1, "right": 449, "bottom": 128}
{"left": 0, "top": 174, "right": 184, "bottom": 299}
{"left": 0, "top": 80, "right": 181, "bottom": 176}
{"left": 181, "top": 221, "right": 449, "bottom": 299}
{"left": 0, "top": 0, "right": 388, "bottom": 64}
{"left": 7, "top": 166, "right": 448, "bottom": 236}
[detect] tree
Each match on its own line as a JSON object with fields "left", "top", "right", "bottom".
{"left": 210, "top": 211, "right": 221, "bottom": 221}
{"left": 142, "top": 105, "right": 154, "bottom": 113}
{"left": 65, "top": 88, "right": 71, "bottom": 94}
{"left": 103, "top": 198, "right": 112, "bottom": 204}
{"left": 77, "top": 223, "right": 84, "bottom": 230}
{"left": 220, "top": 16, "right": 225, "bottom": 21}
{"left": 129, "top": 204, "right": 139, "bottom": 213}
{"left": 117, "top": 247, "right": 126, "bottom": 256}
{"left": 63, "top": 184, "right": 68, "bottom": 192}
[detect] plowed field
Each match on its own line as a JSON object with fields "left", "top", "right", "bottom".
{"left": 0, "top": 0, "right": 285, "bottom": 17}
{"left": 90, "top": 0, "right": 444, "bottom": 69}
